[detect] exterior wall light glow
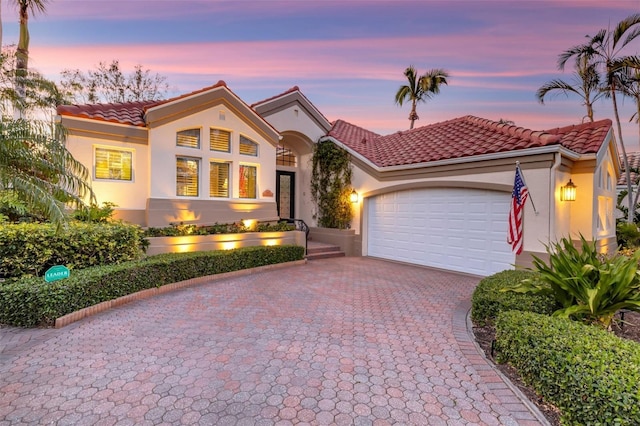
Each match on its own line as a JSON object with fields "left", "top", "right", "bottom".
{"left": 560, "top": 179, "right": 577, "bottom": 201}
{"left": 350, "top": 190, "right": 359, "bottom": 203}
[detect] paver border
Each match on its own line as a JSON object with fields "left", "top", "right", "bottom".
{"left": 54, "top": 259, "right": 307, "bottom": 328}
{"left": 454, "top": 299, "right": 552, "bottom": 426}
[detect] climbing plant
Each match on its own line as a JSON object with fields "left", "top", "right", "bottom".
{"left": 310, "top": 140, "right": 353, "bottom": 229}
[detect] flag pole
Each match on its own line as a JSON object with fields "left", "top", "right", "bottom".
{"left": 516, "top": 161, "right": 538, "bottom": 215}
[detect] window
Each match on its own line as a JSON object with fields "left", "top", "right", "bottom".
{"left": 239, "top": 135, "right": 258, "bottom": 156}
{"left": 95, "top": 147, "right": 133, "bottom": 181}
{"left": 176, "top": 157, "right": 199, "bottom": 196}
{"left": 210, "top": 162, "right": 230, "bottom": 198}
{"left": 210, "top": 128, "right": 231, "bottom": 152}
{"left": 177, "top": 129, "right": 200, "bottom": 148}
{"left": 276, "top": 144, "right": 296, "bottom": 166}
{"left": 239, "top": 165, "right": 257, "bottom": 199}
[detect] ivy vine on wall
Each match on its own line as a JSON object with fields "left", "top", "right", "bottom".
{"left": 310, "top": 140, "right": 353, "bottom": 229}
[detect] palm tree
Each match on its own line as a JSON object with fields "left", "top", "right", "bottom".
{"left": 536, "top": 57, "right": 605, "bottom": 122}
{"left": 0, "top": 118, "right": 94, "bottom": 228}
{"left": 13, "top": 0, "right": 48, "bottom": 117}
{"left": 615, "top": 66, "right": 640, "bottom": 211}
{"left": 559, "top": 13, "right": 640, "bottom": 223}
{"left": 395, "top": 66, "right": 449, "bottom": 130}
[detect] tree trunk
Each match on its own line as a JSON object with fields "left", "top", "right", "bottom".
{"left": 14, "top": 5, "right": 29, "bottom": 119}
{"left": 408, "top": 99, "right": 418, "bottom": 130}
{"left": 611, "top": 85, "right": 634, "bottom": 223}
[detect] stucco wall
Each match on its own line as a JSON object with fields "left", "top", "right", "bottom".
{"left": 148, "top": 103, "right": 277, "bottom": 202}
{"left": 65, "top": 133, "right": 150, "bottom": 211}
{"left": 261, "top": 105, "right": 328, "bottom": 143}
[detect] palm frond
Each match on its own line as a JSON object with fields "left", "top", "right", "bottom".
{"left": 613, "top": 13, "right": 640, "bottom": 49}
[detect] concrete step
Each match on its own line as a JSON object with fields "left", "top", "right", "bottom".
{"left": 306, "top": 250, "right": 346, "bottom": 260}
{"left": 306, "top": 242, "right": 345, "bottom": 260}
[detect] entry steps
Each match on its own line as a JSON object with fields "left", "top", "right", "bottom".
{"left": 306, "top": 241, "right": 345, "bottom": 260}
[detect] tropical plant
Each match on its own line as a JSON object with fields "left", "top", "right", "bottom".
{"left": 72, "top": 201, "right": 117, "bottom": 223}
{"left": 617, "top": 221, "right": 640, "bottom": 248}
{"left": 310, "top": 140, "right": 353, "bottom": 229}
{"left": 558, "top": 13, "right": 640, "bottom": 223}
{"left": 504, "top": 235, "right": 640, "bottom": 329}
{"left": 536, "top": 56, "right": 605, "bottom": 122}
{"left": 0, "top": 118, "right": 94, "bottom": 228}
{"left": 60, "top": 60, "right": 170, "bottom": 104}
{"left": 395, "top": 66, "right": 449, "bottom": 129}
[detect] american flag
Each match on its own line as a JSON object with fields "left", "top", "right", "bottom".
{"left": 507, "top": 165, "right": 529, "bottom": 255}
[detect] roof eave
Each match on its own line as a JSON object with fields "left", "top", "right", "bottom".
{"left": 321, "top": 135, "right": 583, "bottom": 172}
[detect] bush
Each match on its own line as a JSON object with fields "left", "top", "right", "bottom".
{"left": 617, "top": 222, "right": 640, "bottom": 249}
{"left": 0, "top": 222, "right": 147, "bottom": 279}
{"left": 144, "top": 221, "right": 295, "bottom": 237}
{"left": 72, "top": 202, "right": 117, "bottom": 223}
{"left": 0, "top": 245, "right": 305, "bottom": 327}
{"left": 471, "top": 269, "right": 557, "bottom": 326}
{"left": 495, "top": 310, "right": 640, "bottom": 425}
{"left": 505, "top": 235, "right": 640, "bottom": 329}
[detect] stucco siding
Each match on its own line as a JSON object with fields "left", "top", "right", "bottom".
{"left": 65, "top": 134, "right": 150, "bottom": 211}
{"left": 148, "top": 103, "right": 277, "bottom": 202}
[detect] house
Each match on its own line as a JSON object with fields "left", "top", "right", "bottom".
{"left": 57, "top": 81, "right": 282, "bottom": 228}
{"left": 58, "top": 83, "right": 619, "bottom": 276}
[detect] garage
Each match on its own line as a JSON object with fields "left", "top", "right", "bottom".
{"left": 367, "top": 187, "right": 515, "bottom": 276}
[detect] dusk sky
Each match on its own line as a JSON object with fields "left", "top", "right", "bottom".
{"left": 2, "top": 0, "right": 639, "bottom": 148}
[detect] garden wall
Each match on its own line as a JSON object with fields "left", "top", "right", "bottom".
{"left": 146, "top": 230, "right": 307, "bottom": 256}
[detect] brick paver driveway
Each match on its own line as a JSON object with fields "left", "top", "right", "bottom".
{"left": 0, "top": 257, "right": 546, "bottom": 425}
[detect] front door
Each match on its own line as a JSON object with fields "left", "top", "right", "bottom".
{"left": 276, "top": 171, "right": 295, "bottom": 219}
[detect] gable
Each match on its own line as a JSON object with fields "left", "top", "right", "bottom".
{"left": 253, "top": 87, "right": 331, "bottom": 141}
{"left": 146, "top": 82, "right": 279, "bottom": 146}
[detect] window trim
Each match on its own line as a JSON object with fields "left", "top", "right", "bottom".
{"left": 239, "top": 135, "right": 259, "bottom": 157}
{"left": 209, "top": 160, "right": 231, "bottom": 198}
{"left": 210, "top": 128, "right": 232, "bottom": 153}
{"left": 238, "top": 164, "right": 258, "bottom": 199}
{"left": 93, "top": 146, "right": 134, "bottom": 182}
{"left": 176, "top": 156, "right": 200, "bottom": 197}
{"left": 176, "top": 128, "right": 201, "bottom": 149}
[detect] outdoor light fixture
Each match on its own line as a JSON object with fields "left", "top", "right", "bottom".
{"left": 560, "top": 179, "right": 577, "bottom": 201}
{"left": 350, "top": 190, "right": 359, "bottom": 203}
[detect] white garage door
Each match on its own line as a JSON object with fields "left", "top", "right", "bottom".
{"left": 367, "top": 188, "right": 515, "bottom": 276}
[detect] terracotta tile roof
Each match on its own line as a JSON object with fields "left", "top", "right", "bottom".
{"left": 543, "top": 119, "right": 612, "bottom": 154}
{"left": 328, "top": 120, "right": 382, "bottom": 163}
{"left": 328, "top": 116, "right": 612, "bottom": 168}
{"left": 619, "top": 151, "right": 640, "bottom": 186}
{"left": 251, "top": 86, "right": 300, "bottom": 108}
{"left": 56, "top": 80, "right": 229, "bottom": 127}
{"left": 57, "top": 100, "right": 159, "bottom": 127}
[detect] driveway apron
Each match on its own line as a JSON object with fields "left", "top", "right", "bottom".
{"left": 0, "top": 257, "right": 546, "bottom": 425}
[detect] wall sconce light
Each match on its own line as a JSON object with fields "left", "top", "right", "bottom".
{"left": 350, "top": 189, "right": 359, "bottom": 203}
{"left": 560, "top": 179, "right": 577, "bottom": 201}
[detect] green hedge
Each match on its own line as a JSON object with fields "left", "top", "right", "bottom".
{"left": 0, "top": 245, "right": 305, "bottom": 327}
{"left": 0, "top": 222, "right": 146, "bottom": 279}
{"left": 495, "top": 310, "right": 640, "bottom": 425}
{"left": 471, "top": 270, "right": 558, "bottom": 326}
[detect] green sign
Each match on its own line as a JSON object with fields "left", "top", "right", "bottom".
{"left": 45, "top": 265, "right": 70, "bottom": 282}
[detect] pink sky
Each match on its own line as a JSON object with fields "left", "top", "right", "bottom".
{"left": 1, "top": 0, "right": 638, "bottom": 147}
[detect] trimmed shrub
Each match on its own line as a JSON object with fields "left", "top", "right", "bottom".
{"left": 0, "top": 245, "right": 305, "bottom": 327}
{"left": 144, "top": 221, "right": 295, "bottom": 237}
{"left": 471, "top": 269, "right": 557, "bottom": 326}
{"left": 495, "top": 310, "right": 640, "bottom": 425}
{"left": 0, "top": 222, "right": 147, "bottom": 279}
